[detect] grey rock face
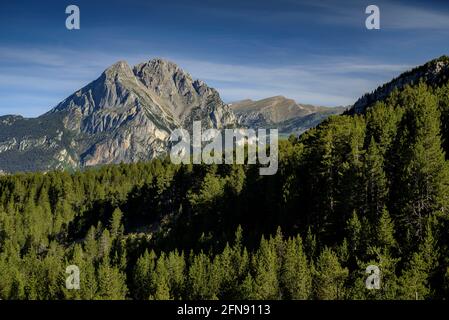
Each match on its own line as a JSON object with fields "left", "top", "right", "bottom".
{"left": 134, "top": 59, "right": 236, "bottom": 130}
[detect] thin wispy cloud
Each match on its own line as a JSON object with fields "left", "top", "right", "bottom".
{"left": 0, "top": 45, "right": 412, "bottom": 116}
{"left": 383, "top": 2, "right": 449, "bottom": 30}
{"left": 182, "top": 0, "right": 449, "bottom": 30}
{"left": 176, "top": 57, "right": 409, "bottom": 105}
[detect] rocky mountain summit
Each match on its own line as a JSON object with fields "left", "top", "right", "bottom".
{"left": 0, "top": 58, "right": 236, "bottom": 172}
{"left": 133, "top": 59, "right": 235, "bottom": 130}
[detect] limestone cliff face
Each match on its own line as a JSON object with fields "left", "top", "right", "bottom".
{"left": 0, "top": 58, "right": 237, "bottom": 172}
{"left": 133, "top": 59, "right": 236, "bottom": 130}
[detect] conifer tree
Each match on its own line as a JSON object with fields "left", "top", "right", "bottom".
{"left": 281, "top": 235, "right": 311, "bottom": 299}
{"left": 398, "top": 221, "right": 438, "bottom": 299}
{"left": 305, "top": 227, "right": 317, "bottom": 262}
{"left": 84, "top": 226, "right": 98, "bottom": 261}
{"left": 252, "top": 237, "right": 280, "bottom": 299}
{"left": 150, "top": 254, "right": 171, "bottom": 300}
{"left": 132, "top": 250, "right": 156, "bottom": 300}
{"left": 393, "top": 84, "right": 449, "bottom": 245}
{"left": 346, "top": 212, "right": 362, "bottom": 259}
{"left": 363, "top": 138, "right": 388, "bottom": 222}
{"left": 313, "top": 247, "right": 348, "bottom": 300}
{"left": 165, "top": 250, "right": 186, "bottom": 299}
{"left": 376, "top": 208, "right": 397, "bottom": 251}
{"left": 436, "top": 83, "right": 449, "bottom": 155}
{"left": 188, "top": 252, "right": 219, "bottom": 299}
{"left": 109, "top": 207, "right": 124, "bottom": 239}
{"left": 239, "top": 273, "right": 254, "bottom": 299}
{"left": 96, "top": 258, "right": 128, "bottom": 300}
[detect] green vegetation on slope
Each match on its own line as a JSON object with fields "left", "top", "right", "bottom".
{"left": 1, "top": 82, "right": 449, "bottom": 299}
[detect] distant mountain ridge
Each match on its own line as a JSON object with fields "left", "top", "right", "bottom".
{"left": 231, "top": 96, "right": 345, "bottom": 136}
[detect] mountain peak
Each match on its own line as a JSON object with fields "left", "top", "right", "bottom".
{"left": 103, "top": 60, "right": 134, "bottom": 79}
{"left": 148, "top": 57, "right": 179, "bottom": 67}
{"left": 133, "top": 58, "right": 212, "bottom": 122}
{"left": 270, "top": 95, "right": 288, "bottom": 100}
{"left": 135, "top": 58, "right": 187, "bottom": 76}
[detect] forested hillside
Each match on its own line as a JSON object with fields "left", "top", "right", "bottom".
{"left": 1, "top": 82, "right": 449, "bottom": 299}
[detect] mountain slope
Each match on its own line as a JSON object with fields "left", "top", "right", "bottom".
{"left": 0, "top": 113, "right": 76, "bottom": 172}
{"left": 349, "top": 55, "right": 449, "bottom": 114}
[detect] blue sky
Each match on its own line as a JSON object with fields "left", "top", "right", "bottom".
{"left": 1, "top": 0, "right": 449, "bottom": 117}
